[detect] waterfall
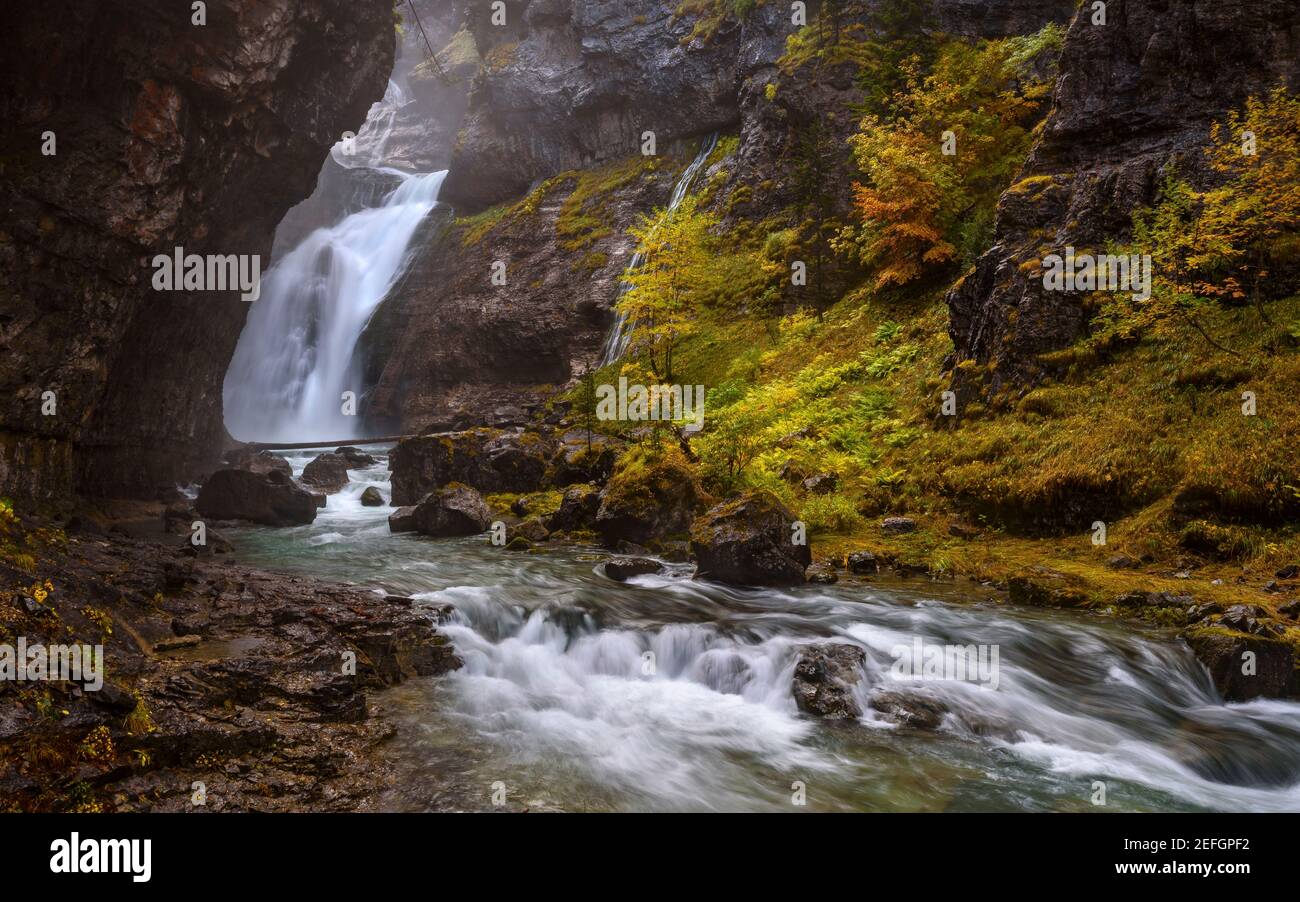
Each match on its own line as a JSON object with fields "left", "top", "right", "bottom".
{"left": 223, "top": 69, "right": 445, "bottom": 444}
{"left": 223, "top": 167, "right": 445, "bottom": 442}
{"left": 598, "top": 133, "right": 719, "bottom": 366}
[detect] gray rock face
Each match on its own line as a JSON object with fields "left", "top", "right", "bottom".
{"left": 604, "top": 557, "right": 664, "bottom": 582}
{"left": 690, "top": 491, "right": 810, "bottom": 586}
{"left": 301, "top": 453, "right": 351, "bottom": 493}
{"left": 1184, "top": 628, "right": 1295, "bottom": 702}
{"left": 389, "top": 429, "right": 556, "bottom": 505}
{"left": 411, "top": 483, "right": 493, "bottom": 537}
{"left": 195, "top": 469, "right": 318, "bottom": 527}
{"left": 792, "top": 643, "right": 867, "bottom": 719}
{"left": 948, "top": 0, "right": 1300, "bottom": 397}
{"left": 223, "top": 448, "right": 293, "bottom": 478}
{"left": 442, "top": 0, "right": 774, "bottom": 211}
{"left": 0, "top": 0, "right": 396, "bottom": 506}
{"left": 547, "top": 484, "right": 602, "bottom": 533}
{"left": 389, "top": 505, "right": 420, "bottom": 533}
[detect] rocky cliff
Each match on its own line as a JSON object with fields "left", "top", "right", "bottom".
{"left": 948, "top": 0, "right": 1300, "bottom": 400}
{"left": 362, "top": 0, "right": 1078, "bottom": 434}
{"left": 0, "top": 0, "right": 396, "bottom": 506}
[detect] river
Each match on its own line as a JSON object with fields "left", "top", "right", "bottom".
{"left": 217, "top": 448, "right": 1300, "bottom": 813}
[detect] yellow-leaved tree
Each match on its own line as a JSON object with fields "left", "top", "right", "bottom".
{"left": 834, "top": 27, "right": 1060, "bottom": 288}
{"left": 617, "top": 193, "right": 719, "bottom": 380}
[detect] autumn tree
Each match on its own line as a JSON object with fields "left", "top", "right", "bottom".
{"left": 834, "top": 28, "right": 1060, "bottom": 289}
{"left": 617, "top": 193, "right": 718, "bottom": 380}
{"left": 1129, "top": 87, "right": 1300, "bottom": 348}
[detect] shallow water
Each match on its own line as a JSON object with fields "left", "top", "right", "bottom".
{"left": 220, "top": 448, "right": 1300, "bottom": 813}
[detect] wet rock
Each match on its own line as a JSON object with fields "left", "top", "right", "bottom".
{"left": 604, "top": 557, "right": 664, "bottom": 582}
{"left": 1218, "top": 604, "right": 1281, "bottom": 638}
{"left": 546, "top": 484, "right": 602, "bottom": 533}
{"left": 335, "top": 446, "right": 376, "bottom": 467}
{"left": 881, "top": 516, "right": 917, "bottom": 534}
{"left": 162, "top": 502, "right": 196, "bottom": 534}
{"left": 801, "top": 473, "right": 838, "bottom": 495}
{"left": 548, "top": 431, "right": 624, "bottom": 486}
{"left": 1276, "top": 565, "right": 1300, "bottom": 580}
{"left": 411, "top": 484, "right": 493, "bottom": 537}
{"left": 89, "top": 681, "right": 140, "bottom": 716}
{"left": 846, "top": 551, "right": 878, "bottom": 575}
{"left": 389, "top": 429, "right": 556, "bottom": 504}
{"left": 869, "top": 691, "right": 948, "bottom": 730}
{"left": 1279, "top": 600, "right": 1300, "bottom": 619}
{"left": 1008, "top": 576, "right": 1087, "bottom": 609}
{"left": 805, "top": 562, "right": 839, "bottom": 585}
{"left": 792, "top": 644, "right": 866, "bottom": 719}
{"left": 196, "top": 469, "right": 317, "bottom": 527}
{"left": 154, "top": 634, "right": 203, "bottom": 652}
{"left": 1183, "top": 627, "right": 1295, "bottom": 701}
{"left": 690, "top": 491, "right": 810, "bottom": 587}
{"left": 948, "top": 522, "right": 979, "bottom": 539}
{"left": 301, "top": 453, "right": 350, "bottom": 493}
{"left": 511, "top": 517, "right": 551, "bottom": 543}
{"left": 388, "top": 506, "right": 418, "bottom": 533}
{"left": 1116, "top": 590, "right": 1194, "bottom": 609}
{"left": 223, "top": 448, "right": 293, "bottom": 478}
{"left": 311, "top": 492, "right": 328, "bottom": 509}
{"left": 594, "top": 447, "right": 707, "bottom": 547}
{"left": 359, "top": 487, "right": 385, "bottom": 507}
{"left": 1188, "top": 602, "right": 1225, "bottom": 624}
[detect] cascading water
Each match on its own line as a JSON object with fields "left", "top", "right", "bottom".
{"left": 223, "top": 168, "right": 445, "bottom": 442}
{"left": 223, "top": 448, "right": 1300, "bottom": 813}
{"left": 599, "top": 133, "right": 719, "bottom": 366}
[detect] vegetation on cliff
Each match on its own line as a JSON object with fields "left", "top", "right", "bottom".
{"left": 564, "top": 5, "right": 1300, "bottom": 653}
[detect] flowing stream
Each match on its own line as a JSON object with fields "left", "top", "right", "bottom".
{"left": 220, "top": 451, "right": 1300, "bottom": 813}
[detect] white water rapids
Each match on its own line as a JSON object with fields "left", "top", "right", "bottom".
{"left": 222, "top": 450, "right": 1300, "bottom": 813}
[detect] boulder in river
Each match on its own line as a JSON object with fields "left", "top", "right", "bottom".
{"left": 546, "top": 484, "right": 601, "bottom": 533}
{"left": 195, "top": 469, "right": 317, "bottom": 527}
{"left": 301, "top": 452, "right": 350, "bottom": 493}
{"left": 389, "top": 428, "right": 556, "bottom": 505}
{"left": 792, "top": 643, "right": 866, "bottom": 719}
{"left": 335, "top": 446, "right": 376, "bottom": 467}
{"left": 805, "top": 562, "right": 838, "bottom": 584}
{"left": 1183, "top": 626, "right": 1295, "bottom": 701}
{"left": 388, "top": 506, "right": 418, "bottom": 533}
{"left": 868, "top": 690, "right": 947, "bottom": 730}
{"left": 360, "top": 486, "right": 385, "bottom": 506}
{"left": 690, "top": 491, "right": 810, "bottom": 586}
{"left": 846, "top": 550, "right": 878, "bottom": 575}
{"left": 604, "top": 557, "right": 664, "bottom": 582}
{"left": 594, "top": 444, "right": 707, "bottom": 547}
{"left": 547, "top": 430, "right": 624, "bottom": 486}
{"left": 412, "top": 483, "right": 493, "bottom": 537}
{"left": 222, "top": 447, "right": 293, "bottom": 477}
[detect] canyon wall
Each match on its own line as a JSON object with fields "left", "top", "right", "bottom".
{"left": 366, "top": 0, "right": 1077, "bottom": 434}
{"left": 0, "top": 0, "right": 396, "bottom": 505}
{"left": 947, "top": 0, "right": 1300, "bottom": 400}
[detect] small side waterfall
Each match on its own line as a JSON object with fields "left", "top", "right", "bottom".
{"left": 223, "top": 167, "right": 445, "bottom": 442}
{"left": 599, "top": 133, "right": 718, "bottom": 366}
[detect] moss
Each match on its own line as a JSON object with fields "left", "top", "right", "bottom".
{"left": 554, "top": 155, "right": 663, "bottom": 253}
